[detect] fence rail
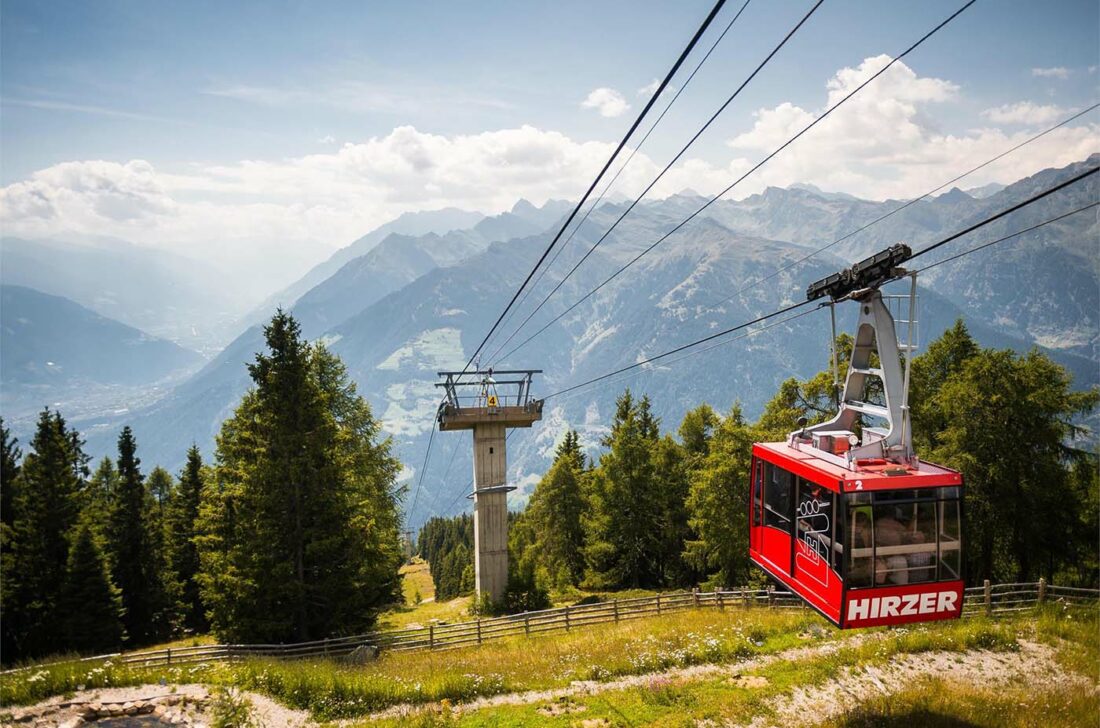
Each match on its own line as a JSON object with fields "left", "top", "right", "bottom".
{"left": 5, "top": 579, "right": 1095, "bottom": 673}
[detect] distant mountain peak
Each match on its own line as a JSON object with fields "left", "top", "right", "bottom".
{"left": 936, "top": 187, "right": 974, "bottom": 203}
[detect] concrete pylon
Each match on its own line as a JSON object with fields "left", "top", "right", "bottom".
{"left": 472, "top": 423, "right": 509, "bottom": 601}
{"left": 436, "top": 369, "right": 542, "bottom": 605}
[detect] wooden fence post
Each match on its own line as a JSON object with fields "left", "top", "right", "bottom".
{"left": 984, "top": 579, "right": 992, "bottom": 616}
{"left": 166, "top": 648, "right": 171, "bottom": 666}
{"left": 656, "top": 593, "right": 662, "bottom": 615}
{"left": 743, "top": 586, "right": 750, "bottom": 608}
{"left": 693, "top": 587, "right": 699, "bottom": 609}
{"left": 429, "top": 624, "right": 435, "bottom": 650}
{"left": 477, "top": 619, "right": 482, "bottom": 645}
{"left": 767, "top": 586, "right": 775, "bottom": 610}
{"left": 1038, "top": 578, "right": 1047, "bottom": 604}
{"left": 613, "top": 600, "right": 620, "bottom": 623}
{"left": 717, "top": 589, "right": 724, "bottom": 611}
{"left": 524, "top": 614, "right": 530, "bottom": 636}
{"left": 565, "top": 605, "right": 571, "bottom": 631}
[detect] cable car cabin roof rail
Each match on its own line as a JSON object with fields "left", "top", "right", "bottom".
{"left": 754, "top": 441, "right": 961, "bottom": 492}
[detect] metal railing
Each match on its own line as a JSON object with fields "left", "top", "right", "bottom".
{"left": 4, "top": 579, "right": 1095, "bottom": 673}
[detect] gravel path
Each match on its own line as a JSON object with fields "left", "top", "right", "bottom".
{"left": 358, "top": 633, "right": 882, "bottom": 722}
{"left": 5, "top": 684, "right": 312, "bottom": 728}
{"left": 747, "top": 639, "right": 1096, "bottom": 728}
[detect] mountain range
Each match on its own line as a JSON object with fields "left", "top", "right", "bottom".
{"left": 4, "top": 158, "right": 1095, "bottom": 528}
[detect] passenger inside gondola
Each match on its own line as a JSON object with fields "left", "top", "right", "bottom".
{"left": 846, "top": 489, "right": 962, "bottom": 588}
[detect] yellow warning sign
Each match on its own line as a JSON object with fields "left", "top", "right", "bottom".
{"left": 487, "top": 394, "right": 499, "bottom": 408}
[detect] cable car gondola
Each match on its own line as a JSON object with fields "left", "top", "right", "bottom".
{"left": 748, "top": 244, "right": 964, "bottom": 629}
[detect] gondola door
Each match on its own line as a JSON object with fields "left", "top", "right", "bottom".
{"left": 756, "top": 460, "right": 793, "bottom": 577}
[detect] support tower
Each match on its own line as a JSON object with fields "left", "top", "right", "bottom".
{"left": 436, "top": 369, "right": 543, "bottom": 603}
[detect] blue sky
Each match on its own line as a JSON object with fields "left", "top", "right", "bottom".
{"left": 2, "top": 0, "right": 1096, "bottom": 280}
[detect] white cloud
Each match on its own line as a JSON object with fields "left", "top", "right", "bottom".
{"left": 0, "top": 125, "right": 660, "bottom": 281}
{"left": 637, "top": 79, "right": 660, "bottom": 98}
{"left": 316, "top": 134, "right": 336, "bottom": 144}
{"left": 982, "top": 102, "right": 1069, "bottom": 126}
{"left": 706, "top": 55, "right": 1097, "bottom": 201}
{"left": 2, "top": 56, "right": 1096, "bottom": 289}
{"left": 1032, "top": 67, "right": 1070, "bottom": 79}
{"left": 581, "top": 87, "right": 630, "bottom": 118}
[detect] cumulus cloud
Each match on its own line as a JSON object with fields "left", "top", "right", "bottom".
{"left": 706, "top": 55, "right": 1097, "bottom": 201}
{"left": 316, "top": 134, "right": 336, "bottom": 144}
{"left": 2, "top": 56, "right": 1096, "bottom": 286}
{"left": 982, "top": 102, "right": 1069, "bottom": 125}
{"left": 0, "top": 126, "right": 660, "bottom": 278}
{"left": 1032, "top": 66, "right": 1070, "bottom": 79}
{"left": 581, "top": 87, "right": 630, "bottom": 118}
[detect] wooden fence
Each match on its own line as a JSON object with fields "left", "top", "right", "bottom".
{"left": 5, "top": 580, "right": 1095, "bottom": 673}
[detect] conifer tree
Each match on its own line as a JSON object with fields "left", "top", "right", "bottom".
{"left": 82, "top": 457, "right": 117, "bottom": 543}
{"left": 930, "top": 348, "right": 1098, "bottom": 583}
{"left": 60, "top": 523, "right": 125, "bottom": 654}
{"left": 0, "top": 418, "right": 20, "bottom": 660}
{"left": 197, "top": 311, "right": 403, "bottom": 642}
{"left": 522, "top": 430, "right": 586, "bottom": 588}
{"left": 651, "top": 434, "right": 693, "bottom": 587}
{"left": 584, "top": 390, "right": 661, "bottom": 589}
{"left": 106, "top": 426, "right": 162, "bottom": 644}
{"left": 1, "top": 417, "right": 21, "bottom": 535}
{"left": 166, "top": 445, "right": 207, "bottom": 632}
{"left": 5, "top": 409, "right": 86, "bottom": 658}
{"left": 684, "top": 405, "right": 755, "bottom": 587}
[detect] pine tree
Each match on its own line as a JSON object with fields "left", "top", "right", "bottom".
{"left": 521, "top": 430, "right": 586, "bottom": 589}
{"left": 684, "top": 405, "right": 755, "bottom": 587}
{"left": 81, "top": 457, "right": 117, "bottom": 544}
{"left": 1, "top": 417, "right": 21, "bottom": 534}
{"left": 0, "top": 418, "right": 21, "bottom": 659}
{"left": 59, "top": 523, "right": 125, "bottom": 654}
{"left": 651, "top": 434, "right": 693, "bottom": 587}
{"left": 584, "top": 390, "right": 662, "bottom": 589}
{"left": 930, "top": 347, "right": 1098, "bottom": 583}
{"left": 166, "top": 445, "right": 207, "bottom": 632}
{"left": 196, "top": 311, "right": 403, "bottom": 642}
{"left": 5, "top": 409, "right": 86, "bottom": 659}
{"left": 106, "top": 426, "right": 161, "bottom": 644}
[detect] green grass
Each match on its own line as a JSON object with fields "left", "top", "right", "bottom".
{"left": 4, "top": 605, "right": 1093, "bottom": 725}
{"left": 830, "top": 676, "right": 1098, "bottom": 728}
{"left": 360, "top": 616, "right": 1027, "bottom": 727}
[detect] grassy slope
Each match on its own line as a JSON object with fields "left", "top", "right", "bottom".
{"left": 367, "top": 606, "right": 1097, "bottom": 728}
{"left": 3, "top": 560, "right": 1093, "bottom": 725}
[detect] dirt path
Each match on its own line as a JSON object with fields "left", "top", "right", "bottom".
{"left": 360, "top": 634, "right": 882, "bottom": 722}
{"left": 361, "top": 636, "right": 1091, "bottom": 724}
{"left": 747, "top": 640, "right": 1096, "bottom": 728}
{"left": 4, "top": 683, "right": 312, "bottom": 728}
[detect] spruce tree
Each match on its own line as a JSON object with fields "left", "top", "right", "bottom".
{"left": 107, "top": 426, "right": 160, "bottom": 644}
{"left": 60, "top": 523, "right": 125, "bottom": 654}
{"left": 5, "top": 409, "right": 86, "bottom": 658}
{"left": 82, "top": 457, "right": 117, "bottom": 543}
{"left": 166, "top": 446, "right": 207, "bottom": 632}
{"left": 197, "top": 311, "right": 403, "bottom": 642}
{"left": 584, "top": 390, "right": 661, "bottom": 589}
{"left": 1, "top": 418, "right": 21, "bottom": 534}
{"left": 684, "top": 405, "right": 755, "bottom": 587}
{"left": 523, "top": 431, "right": 586, "bottom": 588}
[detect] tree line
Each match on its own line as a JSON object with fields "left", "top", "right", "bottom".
{"left": 0, "top": 311, "right": 404, "bottom": 663}
{"left": 420, "top": 321, "right": 1099, "bottom": 604}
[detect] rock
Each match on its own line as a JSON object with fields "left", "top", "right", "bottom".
{"left": 123, "top": 701, "right": 138, "bottom": 715}
{"left": 79, "top": 706, "right": 98, "bottom": 721}
{"left": 153, "top": 705, "right": 167, "bottom": 717}
{"left": 138, "top": 703, "right": 155, "bottom": 714}
{"left": 58, "top": 718, "right": 84, "bottom": 728}
{"left": 345, "top": 644, "right": 379, "bottom": 664}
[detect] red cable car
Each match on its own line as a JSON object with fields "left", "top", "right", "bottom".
{"left": 749, "top": 245, "right": 964, "bottom": 629}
